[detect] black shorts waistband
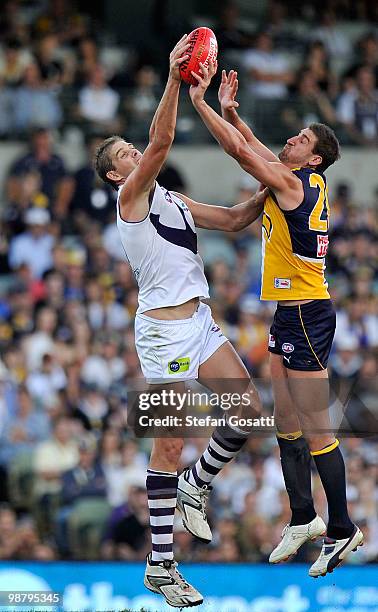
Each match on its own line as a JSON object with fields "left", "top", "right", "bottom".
{"left": 277, "top": 299, "right": 331, "bottom": 311}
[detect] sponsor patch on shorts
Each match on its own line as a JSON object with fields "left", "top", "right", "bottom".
{"left": 274, "top": 277, "right": 291, "bottom": 289}
{"left": 282, "top": 342, "right": 294, "bottom": 353}
{"left": 269, "top": 334, "right": 276, "bottom": 348}
{"left": 168, "top": 357, "right": 191, "bottom": 374}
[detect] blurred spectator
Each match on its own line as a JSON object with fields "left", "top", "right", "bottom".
{"left": 7, "top": 128, "right": 73, "bottom": 219}
{"left": 13, "top": 61, "right": 62, "bottom": 132}
{"left": 0, "top": 505, "right": 55, "bottom": 560}
{"left": 330, "top": 335, "right": 363, "bottom": 380}
{"left": 328, "top": 182, "right": 351, "bottom": 232}
{"left": 55, "top": 434, "right": 106, "bottom": 553}
{"left": 214, "top": 2, "right": 251, "bottom": 51}
{"left": 73, "top": 384, "right": 110, "bottom": 432}
{"left": 101, "top": 481, "right": 150, "bottom": 560}
{"left": 104, "top": 439, "right": 147, "bottom": 508}
{"left": 281, "top": 69, "right": 337, "bottom": 135}
{"left": 334, "top": 296, "right": 378, "bottom": 351}
{"left": 34, "top": 33, "right": 70, "bottom": 87}
{"left": 23, "top": 305, "right": 57, "bottom": 371}
{"left": 3, "top": 170, "right": 49, "bottom": 240}
{"left": 26, "top": 352, "right": 67, "bottom": 409}
{"left": 0, "top": 77, "right": 13, "bottom": 137}
{"left": 303, "top": 40, "right": 337, "bottom": 99}
{"left": 232, "top": 296, "right": 268, "bottom": 371}
{"left": 33, "top": 0, "right": 88, "bottom": 45}
{"left": 0, "top": 38, "right": 32, "bottom": 86}
{"left": 125, "top": 65, "right": 159, "bottom": 139}
{"left": 8, "top": 208, "right": 54, "bottom": 279}
{"left": 70, "top": 135, "right": 117, "bottom": 224}
{"left": 311, "top": 10, "right": 352, "bottom": 58}
{"left": 265, "top": 1, "right": 299, "bottom": 51}
{"left": 78, "top": 64, "right": 120, "bottom": 133}
{"left": 60, "top": 435, "right": 106, "bottom": 506}
{"left": 33, "top": 416, "right": 79, "bottom": 501}
{"left": 242, "top": 30, "right": 293, "bottom": 99}
{"left": 346, "top": 32, "right": 378, "bottom": 88}
{"left": 337, "top": 66, "right": 378, "bottom": 146}
{"left": 74, "top": 37, "right": 100, "bottom": 87}
{"left": 0, "top": 386, "right": 50, "bottom": 466}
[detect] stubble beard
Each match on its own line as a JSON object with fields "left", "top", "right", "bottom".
{"left": 278, "top": 147, "right": 289, "bottom": 162}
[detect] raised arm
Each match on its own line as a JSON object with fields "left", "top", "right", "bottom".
{"left": 174, "top": 187, "right": 268, "bottom": 231}
{"left": 120, "top": 36, "right": 189, "bottom": 212}
{"left": 218, "top": 70, "right": 279, "bottom": 162}
{"left": 190, "top": 61, "right": 301, "bottom": 200}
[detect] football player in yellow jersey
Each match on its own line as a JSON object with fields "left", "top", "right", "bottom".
{"left": 189, "top": 62, "right": 363, "bottom": 577}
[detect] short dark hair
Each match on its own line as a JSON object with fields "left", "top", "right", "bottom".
{"left": 94, "top": 135, "right": 123, "bottom": 189}
{"left": 309, "top": 122, "right": 340, "bottom": 173}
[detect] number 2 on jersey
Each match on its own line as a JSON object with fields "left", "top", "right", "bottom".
{"left": 309, "top": 173, "right": 330, "bottom": 232}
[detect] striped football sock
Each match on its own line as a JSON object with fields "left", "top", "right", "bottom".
{"left": 146, "top": 468, "right": 178, "bottom": 563}
{"left": 188, "top": 423, "right": 248, "bottom": 488}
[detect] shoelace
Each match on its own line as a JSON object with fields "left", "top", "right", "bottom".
{"left": 168, "top": 561, "right": 190, "bottom": 590}
{"left": 281, "top": 523, "right": 290, "bottom": 538}
{"left": 199, "top": 485, "right": 210, "bottom": 520}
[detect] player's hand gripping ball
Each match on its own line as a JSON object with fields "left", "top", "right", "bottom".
{"left": 179, "top": 27, "right": 218, "bottom": 85}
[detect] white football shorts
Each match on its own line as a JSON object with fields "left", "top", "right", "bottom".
{"left": 135, "top": 301, "right": 228, "bottom": 383}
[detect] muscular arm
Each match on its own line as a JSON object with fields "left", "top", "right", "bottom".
{"left": 222, "top": 107, "right": 279, "bottom": 162}
{"left": 195, "top": 96, "right": 297, "bottom": 192}
{"left": 190, "top": 62, "right": 302, "bottom": 203}
{"left": 174, "top": 187, "right": 268, "bottom": 231}
{"left": 119, "top": 37, "right": 189, "bottom": 220}
{"left": 219, "top": 70, "right": 278, "bottom": 162}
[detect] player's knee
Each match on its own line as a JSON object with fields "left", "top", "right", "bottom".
{"left": 241, "top": 383, "right": 262, "bottom": 419}
{"left": 306, "top": 434, "right": 335, "bottom": 453}
{"left": 274, "top": 403, "right": 300, "bottom": 433}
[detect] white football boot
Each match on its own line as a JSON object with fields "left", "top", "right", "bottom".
{"left": 309, "top": 525, "right": 364, "bottom": 577}
{"left": 269, "top": 515, "right": 326, "bottom": 563}
{"left": 177, "top": 469, "right": 212, "bottom": 543}
{"left": 144, "top": 553, "right": 203, "bottom": 608}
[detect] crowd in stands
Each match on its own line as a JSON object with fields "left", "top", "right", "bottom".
{"left": 0, "top": 0, "right": 377, "bottom": 564}
{"left": 0, "top": 0, "right": 377, "bottom": 143}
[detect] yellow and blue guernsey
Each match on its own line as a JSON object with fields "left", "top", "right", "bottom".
{"left": 261, "top": 167, "right": 330, "bottom": 301}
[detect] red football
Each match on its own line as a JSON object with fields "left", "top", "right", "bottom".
{"left": 180, "top": 27, "right": 218, "bottom": 86}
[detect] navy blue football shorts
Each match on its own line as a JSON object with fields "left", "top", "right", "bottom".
{"left": 268, "top": 299, "right": 336, "bottom": 371}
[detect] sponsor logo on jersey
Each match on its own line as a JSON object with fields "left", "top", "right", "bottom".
{"left": 168, "top": 357, "right": 191, "bottom": 374}
{"left": 282, "top": 343, "right": 294, "bottom": 353}
{"left": 268, "top": 334, "right": 276, "bottom": 348}
{"left": 317, "top": 234, "right": 329, "bottom": 257}
{"left": 274, "top": 278, "right": 291, "bottom": 289}
{"left": 210, "top": 324, "right": 220, "bottom": 333}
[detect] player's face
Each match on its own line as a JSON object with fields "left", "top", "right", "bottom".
{"left": 278, "top": 128, "right": 322, "bottom": 168}
{"left": 108, "top": 140, "right": 142, "bottom": 182}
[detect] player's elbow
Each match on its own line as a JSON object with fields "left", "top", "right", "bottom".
{"left": 227, "top": 141, "right": 251, "bottom": 165}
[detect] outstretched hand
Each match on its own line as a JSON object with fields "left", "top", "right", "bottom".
{"left": 218, "top": 69, "right": 239, "bottom": 111}
{"left": 189, "top": 60, "right": 218, "bottom": 105}
{"left": 169, "top": 35, "right": 190, "bottom": 81}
